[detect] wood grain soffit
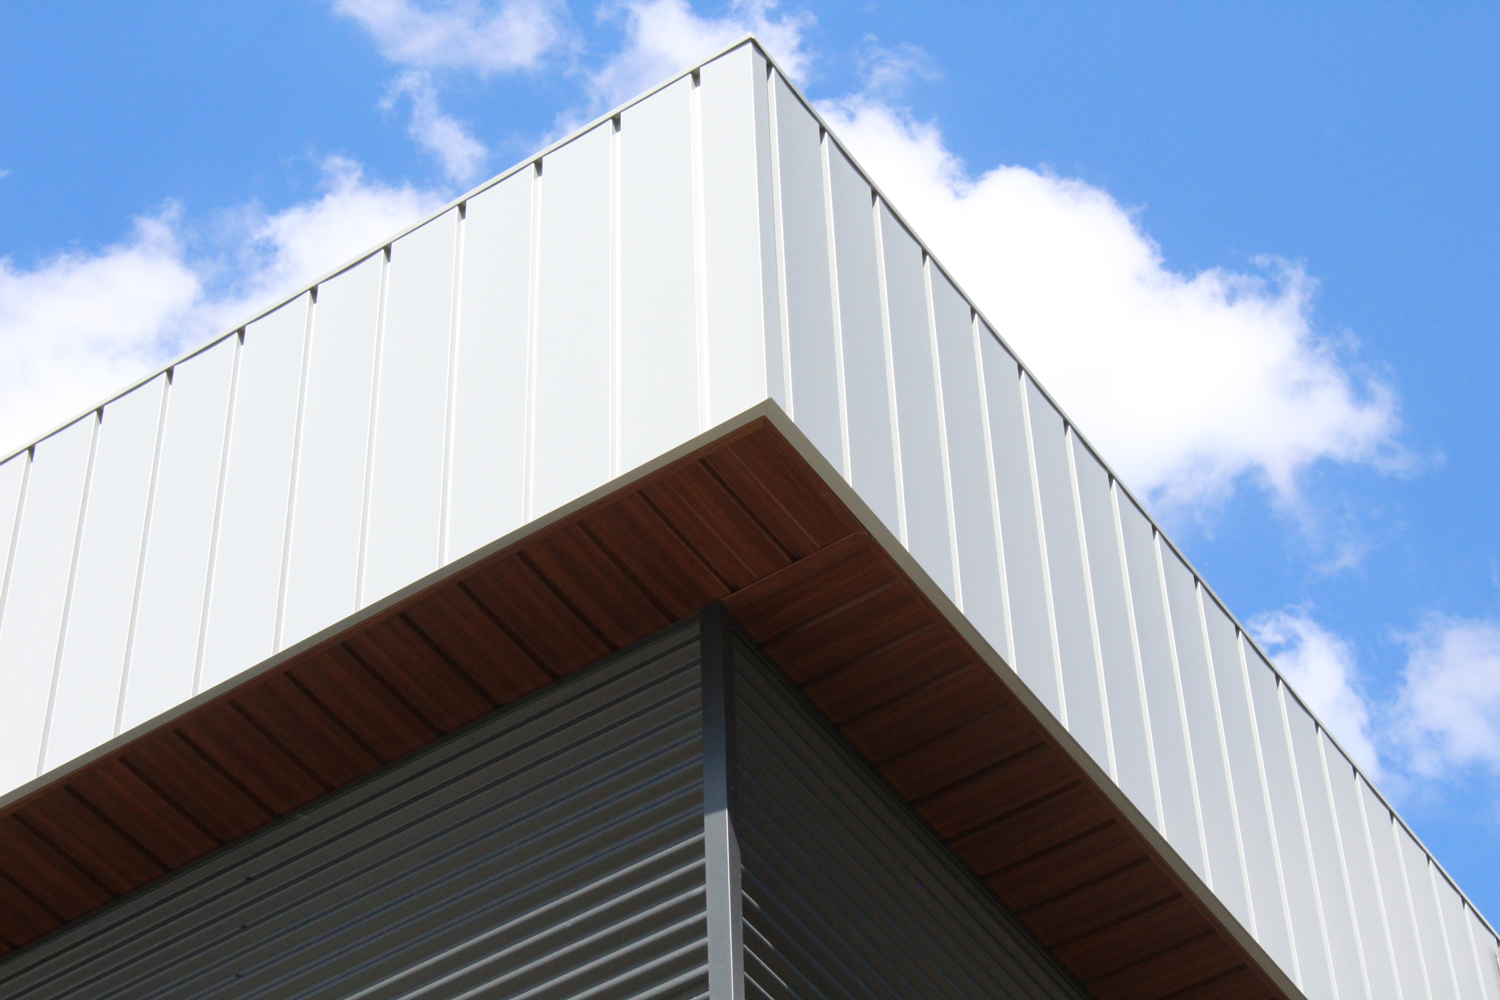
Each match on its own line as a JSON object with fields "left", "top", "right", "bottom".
{"left": 0, "top": 402, "right": 1302, "bottom": 1000}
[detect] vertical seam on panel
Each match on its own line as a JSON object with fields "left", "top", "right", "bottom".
{"left": 38, "top": 412, "right": 100, "bottom": 775}
{"left": 1197, "top": 585, "right": 1253, "bottom": 933}
{"left": 1242, "top": 631, "right": 1302, "bottom": 986}
{"left": 275, "top": 291, "right": 316, "bottom": 651}
{"left": 609, "top": 114, "right": 623, "bottom": 480}
{"left": 193, "top": 331, "right": 243, "bottom": 696}
{"left": 819, "top": 128, "right": 851, "bottom": 480}
{"left": 356, "top": 247, "right": 391, "bottom": 609}
{"left": 1320, "top": 732, "right": 1374, "bottom": 1000}
{"left": 1111, "top": 480, "right": 1163, "bottom": 830}
{"left": 1280, "top": 678, "right": 1340, "bottom": 996}
{"left": 1066, "top": 429, "right": 1116, "bottom": 782}
{"left": 923, "top": 253, "right": 961, "bottom": 608}
{"left": 1357, "top": 768, "right": 1404, "bottom": 1000}
{"left": 1154, "top": 531, "right": 1207, "bottom": 881}
{"left": 1465, "top": 907, "right": 1497, "bottom": 1000}
{"left": 1393, "top": 809, "right": 1437, "bottom": 1000}
{"left": 0, "top": 449, "right": 32, "bottom": 631}
{"left": 1429, "top": 861, "right": 1465, "bottom": 1000}
{"left": 117, "top": 374, "right": 171, "bottom": 736}
{"left": 1019, "top": 375, "right": 1066, "bottom": 727}
{"left": 972, "top": 314, "right": 1014, "bottom": 667}
{"left": 871, "top": 197, "right": 906, "bottom": 547}
{"left": 440, "top": 203, "right": 466, "bottom": 566}
{"left": 765, "top": 70, "right": 793, "bottom": 416}
{"left": 522, "top": 160, "right": 543, "bottom": 524}
{"left": 689, "top": 70, "right": 711, "bottom": 432}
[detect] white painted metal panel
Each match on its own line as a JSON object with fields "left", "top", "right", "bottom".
{"left": 1205, "top": 598, "right": 1293, "bottom": 968}
{"left": 699, "top": 43, "right": 776, "bottom": 422}
{"left": 1286, "top": 694, "right": 1365, "bottom": 1000}
{"left": 1363, "top": 776, "right": 1434, "bottom": 1000}
{"left": 1162, "top": 551, "right": 1246, "bottom": 918}
{"left": 619, "top": 77, "right": 699, "bottom": 473}
{"left": 1027, "top": 381, "right": 1108, "bottom": 765}
{"left": 1249, "top": 654, "right": 1335, "bottom": 999}
{"left": 827, "top": 142, "right": 898, "bottom": 536}
{"left": 1324, "top": 735, "right": 1396, "bottom": 1000}
{"left": 1467, "top": 906, "right": 1500, "bottom": 1000}
{"left": 531, "top": 122, "right": 611, "bottom": 518}
{"left": 281, "top": 255, "right": 382, "bottom": 649}
{"left": 199, "top": 299, "right": 307, "bottom": 689}
{"left": 1073, "top": 442, "right": 1156, "bottom": 817}
{"left": 978, "top": 330, "right": 1049, "bottom": 698}
{"left": 122, "top": 338, "right": 237, "bottom": 730}
{"left": 363, "top": 211, "right": 456, "bottom": 602}
{"left": 448, "top": 172, "right": 532, "bottom": 560}
{"left": 1403, "top": 826, "right": 1460, "bottom": 1000}
{"left": 879, "top": 205, "right": 953, "bottom": 597}
{"left": 771, "top": 72, "right": 841, "bottom": 468}
{"left": 0, "top": 420, "right": 91, "bottom": 790}
{"left": 44, "top": 377, "right": 165, "bottom": 768}
{"left": 931, "top": 271, "right": 1006, "bottom": 656}
{"left": 1437, "top": 871, "right": 1483, "bottom": 1000}
{"left": 1118, "top": 498, "right": 1202, "bottom": 871}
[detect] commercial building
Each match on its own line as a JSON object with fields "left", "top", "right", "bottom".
{"left": 0, "top": 37, "right": 1494, "bottom": 1000}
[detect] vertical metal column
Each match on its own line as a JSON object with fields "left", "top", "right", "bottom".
{"left": 700, "top": 602, "right": 744, "bottom": 1000}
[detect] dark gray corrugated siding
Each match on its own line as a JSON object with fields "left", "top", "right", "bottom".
{"left": 0, "top": 625, "right": 711, "bottom": 1000}
{"left": 732, "top": 636, "right": 1093, "bottom": 1000}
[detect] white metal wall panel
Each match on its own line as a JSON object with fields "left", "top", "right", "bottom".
{"left": 199, "top": 298, "right": 306, "bottom": 689}
{"left": 1363, "top": 777, "right": 1434, "bottom": 1000}
{"left": 0, "top": 419, "right": 91, "bottom": 790}
{"left": 1205, "top": 598, "right": 1294, "bottom": 970}
{"left": 1403, "top": 825, "right": 1460, "bottom": 1000}
{"left": 699, "top": 45, "right": 777, "bottom": 425}
{"left": 1119, "top": 500, "right": 1203, "bottom": 872}
{"left": 1073, "top": 442, "right": 1157, "bottom": 817}
{"left": 770, "top": 72, "right": 842, "bottom": 469}
{"left": 1324, "top": 740, "right": 1399, "bottom": 1000}
{"left": 619, "top": 77, "right": 700, "bottom": 474}
{"left": 1163, "top": 552, "right": 1247, "bottom": 919}
{"left": 1286, "top": 694, "right": 1366, "bottom": 1000}
{"left": 879, "top": 205, "right": 954, "bottom": 597}
{"left": 1027, "top": 381, "right": 1108, "bottom": 765}
{"left": 978, "top": 330, "right": 1050, "bottom": 700}
{"left": 826, "top": 143, "right": 899, "bottom": 536}
{"left": 531, "top": 123, "right": 612, "bottom": 519}
{"left": 448, "top": 171, "right": 532, "bottom": 560}
{"left": 363, "top": 211, "right": 457, "bottom": 601}
{"left": 121, "top": 338, "right": 237, "bottom": 729}
{"left": 931, "top": 271, "right": 1007, "bottom": 657}
{"left": 280, "top": 254, "right": 382, "bottom": 648}
{"left": 1441, "top": 873, "right": 1485, "bottom": 1000}
{"left": 1467, "top": 907, "right": 1500, "bottom": 1000}
{"left": 42, "top": 377, "right": 165, "bottom": 770}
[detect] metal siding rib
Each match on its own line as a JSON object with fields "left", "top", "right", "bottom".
{"left": 0, "top": 625, "right": 711, "bottom": 1000}
{"left": 732, "top": 634, "right": 1092, "bottom": 1000}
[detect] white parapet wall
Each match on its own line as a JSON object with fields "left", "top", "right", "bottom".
{"left": 0, "top": 36, "right": 1493, "bottom": 1000}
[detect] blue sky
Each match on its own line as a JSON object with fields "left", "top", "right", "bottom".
{"left": 1, "top": 1, "right": 1498, "bottom": 919}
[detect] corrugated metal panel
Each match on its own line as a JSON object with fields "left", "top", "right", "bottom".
{"left": 0, "top": 624, "right": 711, "bottom": 1000}
{"left": 731, "top": 633, "right": 1090, "bottom": 1000}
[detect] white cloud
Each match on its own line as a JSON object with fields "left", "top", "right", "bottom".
{"left": 818, "top": 97, "right": 1403, "bottom": 513}
{"left": 0, "top": 158, "right": 445, "bottom": 458}
{"left": 1391, "top": 615, "right": 1500, "bottom": 779}
{"left": 383, "top": 71, "right": 490, "bottom": 182}
{"left": 857, "top": 38, "right": 940, "bottom": 99}
{"left": 1251, "top": 609, "right": 1382, "bottom": 777}
{"left": 589, "top": 0, "right": 811, "bottom": 109}
{"left": 333, "top": 0, "right": 563, "bottom": 74}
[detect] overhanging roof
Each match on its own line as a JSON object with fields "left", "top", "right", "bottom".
{"left": 0, "top": 404, "right": 1297, "bottom": 1000}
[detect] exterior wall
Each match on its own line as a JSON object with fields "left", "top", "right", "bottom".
{"left": 0, "top": 623, "right": 712, "bottom": 1000}
{"left": 731, "top": 632, "right": 1091, "bottom": 1000}
{"left": 0, "top": 36, "right": 1493, "bottom": 1000}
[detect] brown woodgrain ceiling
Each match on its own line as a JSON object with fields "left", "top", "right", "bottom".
{"left": 0, "top": 414, "right": 1292, "bottom": 1000}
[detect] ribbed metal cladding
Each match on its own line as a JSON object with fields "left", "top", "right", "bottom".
{"left": 0, "top": 623, "right": 711, "bottom": 1000}
{"left": 730, "top": 632, "right": 1092, "bottom": 1000}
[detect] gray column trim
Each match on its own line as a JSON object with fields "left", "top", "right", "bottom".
{"left": 701, "top": 602, "right": 745, "bottom": 1000}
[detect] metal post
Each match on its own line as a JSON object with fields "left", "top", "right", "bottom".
{"left": 700, "top": 602, "right": 744, "bottom": 1000}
